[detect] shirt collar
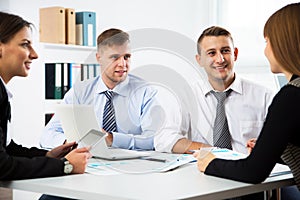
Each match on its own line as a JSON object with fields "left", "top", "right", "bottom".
{"left": 201, "top": 73, "right": 243, "bottom": 96}
{"left": 95, "top": 75, "right": 130, "bottom": 97}
{"left": 0, "top": 77, "right": 13, "bottom": 101}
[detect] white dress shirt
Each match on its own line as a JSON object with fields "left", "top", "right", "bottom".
{"left": 191, "top": 75, "right": 274, "bottom": 154}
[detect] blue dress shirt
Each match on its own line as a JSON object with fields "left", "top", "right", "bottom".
{"left": 40, "top": 74, "right": 163, "bottom": 150}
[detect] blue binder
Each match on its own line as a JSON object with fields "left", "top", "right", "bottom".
{"left": 75, "top": 11, "right": 96, "bottom": 46}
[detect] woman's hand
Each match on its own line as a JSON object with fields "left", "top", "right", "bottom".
{"left": 65, "top": 147, "right": 92, "bottom": 174}
{"left": 193, "top": 148, "right": 216, "bottom": 172}
{"left": 46, "top": 141, "right": 77, "bottom": 159}
{"left": 246, "top": 138, "right": 257, "bottom": 154}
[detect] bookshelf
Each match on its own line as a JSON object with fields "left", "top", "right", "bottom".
{"left": 40, "top": 43, "right": 98, "bottom": 115}
{"left": 40, "top": 43, "right": 97, "bottom": 64}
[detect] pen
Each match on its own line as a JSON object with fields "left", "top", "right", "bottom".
{"left": 141, "top": 157, "right": 167, "bottom": 163}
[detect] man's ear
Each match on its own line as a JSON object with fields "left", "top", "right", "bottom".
{"left": 0, "top": 43, "right": 2, "bottom": 58}
{"left": 195, "top": 54, "right": 201, "bottom": 66}
{"left": 96, "top": 52, "right": 101, "bottom": 63}
{"left": 234, "top": 47, "right": 238, "bottom": 61}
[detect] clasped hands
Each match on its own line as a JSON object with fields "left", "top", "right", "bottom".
{"left": 46, "top": 140, "right": 92, "bottom": 174}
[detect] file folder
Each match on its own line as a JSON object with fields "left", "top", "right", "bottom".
{"left": 88, "top": 64, "right": 95, "bottom": 79}
{"left": 62, "top": 63, "right": 69, "bottom": 97}
{"left": 54, "top": 63, "right": 62, "bottom": 99}
{"left": 75, "top": 12, "right": 96, "bottom": 46}
{"left": 65, "top": 8, "right": 76, "bottom": 45}
{"left": 81, "top": 64, "right": 88, "bottom": 81}
{"left": 94, "top": 64, "right": 100, "bottom": 77}
{"left": 68, "top": 63, "right": 82, "bottom": 87}
{"left": 40, "top": 7, "right": 66, "bottom": 44}
{"left": 45, "top": 63, "right": 62, "bottom": 99}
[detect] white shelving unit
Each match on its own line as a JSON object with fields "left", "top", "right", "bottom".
{"left": 40, "top": 43, "right": 97, "bottom": 64}
{"left": 40, "top": 43, "right": 98, "bottom": 114}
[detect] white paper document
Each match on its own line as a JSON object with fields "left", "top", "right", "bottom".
{"left": 85, "top": 152, "right": 196, "bottom": 175}
{"left": 197, "top": 147, "right": 247, "bottom": 160}
{"left": 270, "top": 163, "right": 291, "bottom": 177}
{"left": 197, "top": 147, "right": 291, "bottom": 177}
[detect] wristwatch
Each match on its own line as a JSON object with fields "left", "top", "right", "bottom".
{"left": 61, "top": 158, "right": 73, "bottom": 174}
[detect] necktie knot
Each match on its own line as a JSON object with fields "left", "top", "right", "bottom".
{"left": 211, "top": 89, "right": 232, "bottom": 103}
{"left": 104, "top": 90, "right": 114, "bottom": 101}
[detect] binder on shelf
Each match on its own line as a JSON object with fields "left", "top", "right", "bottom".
{"left": 69, "top": 63, "right": 82, "bottom": 87}
{"left": 45, "top": 63, "right": 62, "bottom": 99}
{"left": 94, "top": 64, "right": 101, "bottom": 77}
{"left": 55, "top": 63, "right": 62, "bottom": 99}
{"left": 81, "top": 64, "right": 88, "bottom": 81}
{"left": 65, "top": 8, "right": 76, "bottom": 45}
{"left": 75, "top": 11, "right": 96, "bottom": 46}
{"left": 88, "top": 64, "right": 95, "bottom": 79}
{"left": 62, "top": 63, "right": 70, "bottom": 97}
{"left": 40, "top": 6, "right": 66, "bottom": 44}
{"left": 45, "top": 63, "right": 55, "bottom": 99}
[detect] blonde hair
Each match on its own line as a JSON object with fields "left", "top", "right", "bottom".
{"left": 97, "top": 28, "right": 129, "bottom": 51}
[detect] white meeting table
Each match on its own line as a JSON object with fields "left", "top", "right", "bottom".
{"left": 0, "top": 163, "right": 295, "bottom": 200}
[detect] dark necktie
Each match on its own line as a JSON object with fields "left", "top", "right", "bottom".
{"left": 102, "top": 91, "right": 117, "bottom": 132}
{"left": 212, "top": 89, "right": 232, "bottom": 149}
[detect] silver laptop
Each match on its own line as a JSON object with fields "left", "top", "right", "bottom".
{"left": 55, "top": 104, "right": 150, "bottom": 160}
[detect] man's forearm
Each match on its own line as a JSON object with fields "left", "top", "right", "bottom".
{"left": 172, "top": 138, "right": 211, "bottom": 154}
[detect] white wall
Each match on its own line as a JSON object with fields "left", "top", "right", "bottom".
{"left": 1, "top": 0, "right": 295, "bottom": 151}
{"left": 1, "top": 1, "right": 295, "bottom": 199}
{"left": 215, "top": 0, "right": 299, "bottom": 91}
{"left": 2, "top": 0, "right": 211, "bottom": 148}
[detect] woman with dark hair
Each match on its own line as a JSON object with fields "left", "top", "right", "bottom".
{"left": 0, "top": 11, "right": 91, "bottom": 180}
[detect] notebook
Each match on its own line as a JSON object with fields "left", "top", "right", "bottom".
{"left": 55, "top": 104, "right": 150, "bottom": 160}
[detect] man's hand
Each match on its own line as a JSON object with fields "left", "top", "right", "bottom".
{"left": 46, "top": 141, "right": 77, "bottom": 159}
{"left": 172, "top": 138, "right": 211, "bottom": 154}
{"left": 102, "top": 129, "right": 113, "bottom": 147}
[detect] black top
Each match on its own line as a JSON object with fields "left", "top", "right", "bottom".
{"left": 205, "top": 75, "right": 300, "bottom": 184}
{"left": 0, "top": 79, "right": 64, "bottom": 180}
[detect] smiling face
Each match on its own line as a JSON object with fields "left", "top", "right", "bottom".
{"left": 96, "top": 41, "right": 131, "bottom": 89}
{"left": 196, "top": 35, "right": 237, "bottom": 91}
{"left": 0, "top": 26, "right": 38, "bottom": 83}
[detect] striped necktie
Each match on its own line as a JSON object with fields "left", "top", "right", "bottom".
{"left": 102, "top": 91, "right": 117, "bottom": 132}
{"left": 211, "top": 89, "right": 232, "bottom": 149}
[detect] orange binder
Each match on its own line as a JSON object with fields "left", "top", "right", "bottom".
{"left": 39, "top": 6, "right": 65, "bottom": 44}
{"left": 65, "top": 8, "right": 76, "bottom": 45}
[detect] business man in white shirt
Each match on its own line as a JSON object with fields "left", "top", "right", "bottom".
{"left": 157, "top": 26, "right": 274, "bottom": 155}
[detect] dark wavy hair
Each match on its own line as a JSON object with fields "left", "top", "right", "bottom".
{"left": 0, "top": 11, "right": 32, "bottom": 43}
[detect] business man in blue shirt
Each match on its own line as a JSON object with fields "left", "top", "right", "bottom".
{"left": 40, "top": 28, "right": 163, "bottom": 150}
